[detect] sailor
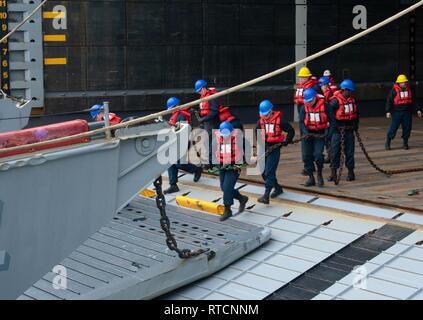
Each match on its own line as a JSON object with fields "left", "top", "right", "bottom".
{"left": 300, "top": 89, "right": 333, "bottom": 187}
{"left": 215, "top": 121, "right": 249, "bottom": 221}
{"left": 319, "top": 76, "right": 335, "bottom": 163}
{"left": 164, "top": 97, "right": 202, "bottom": 194}
{"left": 385, "top": 74, "right": 422, "bottom": 150}
{"left": 255, "top": 100, "right": 295, "bottom": 204}
{"left": 217, "top": 105, "right": 244, "bottom": 131}
{"left": 294, "top": 67, "right": 320, "bottom": 176}
{"left": 319, "top": 76, "right": 336, "bottom": 102}
{"left": 195, "top": 79, "right": 220, "bottom": 166}
{"left": 323, "top": 69, "right": 338, "bottom": 91}
{"left": 328, "top": 80, "right": 359, "bottom": 182}
{"left": 90, "top": 104, "right": 121, "bottom": 125}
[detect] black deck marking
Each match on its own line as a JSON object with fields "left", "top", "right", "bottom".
{"left": 265, "top": 224, "right": 415, "bottom": 300}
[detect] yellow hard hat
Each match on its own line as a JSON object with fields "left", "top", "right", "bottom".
{"left": 298, "top": 67, "right": 312, "bottom": 77}
{"left": 396, "top": 74, "right": 409, "bottom": 83}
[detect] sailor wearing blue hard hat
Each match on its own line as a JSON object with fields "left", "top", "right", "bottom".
{"left": 254, "top": 100, "right": 295, "bottom": 204}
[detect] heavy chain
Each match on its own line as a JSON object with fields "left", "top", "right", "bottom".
{"left": 355, "top": 129, "right": 423, "bottom": 175}
{"left": 334, "top": 128, "right": 347, "bottom": 186}
{"left": 153, "top": 176, "right": 214, "bottom": 260}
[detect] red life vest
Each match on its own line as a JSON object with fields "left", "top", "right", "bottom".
{"left": 199, "top": 88, "right": 217, "bottom": 117}
{"left": 218, "top": 106, "right": 236, "bottom": 123}
{"left": 102, "top": 113, "right": 121, "bottom": 125}
{"left": 294, "top": 78, "right": 319, "bottom": 105}
{"left": 259, "top": 111, "right": 286, "bottom": 143}
{"left": 393, "top": 84, "right": 413, "bottom": 106}
{"left": 331, "top": 91, "right": 358, "bottom": 121}
{"left": 169, "top": 109, "right": 192, "bottom": 126}
{"left": 322, "top": 88, "right": 333, "bottom": 103}
{"left": 215, "top": 131, "right": 242, "bottom": 165}
{"left": 328, "top": 76, "right": 338, "bottom": 91}
{"left": 304, "top": 97, "right": 329, "bottom": 131}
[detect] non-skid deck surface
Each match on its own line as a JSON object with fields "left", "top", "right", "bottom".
{"left": 240, "top": 118, "right": 423, "bottom": 212}
{"left": 19, "top": 197, "right": 270, "bottom": 300}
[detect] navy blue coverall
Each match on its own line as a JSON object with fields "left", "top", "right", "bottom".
{"left": 299, "top": 104, "right": 334, "bottom": 174}
{"left": 329, "top": 99, "right": 359, "bottom": 170}
{"left": 386, "top": 88, "right": 417, "bottom": 144}
{"left": 168, "top": 113, "right": 201, "bottom": 186}
{"left": 255, "top": 120, "right": 295, "bottom": 192}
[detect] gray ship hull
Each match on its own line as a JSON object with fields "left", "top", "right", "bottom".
{"left": 0, "top": 122, "right": 188, "bottom": 299}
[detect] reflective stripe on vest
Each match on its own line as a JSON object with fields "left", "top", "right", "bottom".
{"left": 304, "top": 97, "right": 329, "bottom": 131}
{"left": 199, "top": 88, "right": 217, "bottom": 117}
{"left": 294, "top": 78, "right": 319, "bottom": 105}
{"left": 259, "top": 111, "right": 285, "bottom": 143}
{"left": 215, "top": 131, "right": 242, "bottom": 165}
{"left": 393, "top": 84, "right": 413, "bottom": 106}
{"left": 332, "top": 91, "right": 358, "bottom": 121}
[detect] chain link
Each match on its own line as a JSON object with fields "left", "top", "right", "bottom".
{"left": 334, "top": 128, "right": 347, "bottom": 185}
{"left": 153, "top": 176, "right": 214, "bottom": 260}
{"left": 355, "top": 129, "right": 423, "bottom": 175}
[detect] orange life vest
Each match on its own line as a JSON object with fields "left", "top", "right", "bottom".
{"left": 169, "top": 109, "right": 191, "bottom": 126}
{"left": 259, "top": 111, "right": 285, "bottom": 143}
{"left": 218, "top": 106, "right": 236, "bottom": 123}
{"left": 215, "top": 131, "right": 242, "bottom": 165}
{"left": 331, "top": 90, "right": 358, "bottom": 121}
{"left": 199, "top": 88, "right": 217, "bottom": 117}
{"left": 304, "top": 97, "right": 329, "bottom": 131}
{"left": 393, "top": 83, "right": 413, "bottom": 106}
{"left": 294, "top": 78, "right": 319, "bottom": 105}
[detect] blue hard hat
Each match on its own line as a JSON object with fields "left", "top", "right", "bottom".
{"left": 304, "top": 88, "right": 317, "bottom": 103}
{"left": 90, "top": 104, "right": 104, "bottom": 119}
{"left": 195, "top": 80, "right": 207, "bottom": 93}
{"left": 340, "top": 79, "right": 355, "bottom": 92}
{"left": 219, "top": 121, "right": 234, "bottom": 138}
{"left": 166, "top": 97, "right": 181, "bottom": 109}
{"left": 259, "top": 100, "right": 273, "bottom": 116}
{"left": 319, "top": 76, "right": 330, "bottom": 86}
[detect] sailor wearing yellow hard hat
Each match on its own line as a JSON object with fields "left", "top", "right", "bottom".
{"left": 385, "top": 74, "right": 422, "bottom": 150}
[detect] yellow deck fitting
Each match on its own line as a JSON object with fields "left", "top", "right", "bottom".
{"left": 140, "top": 189, "right": 156, "bottom": 198}
{"left": 176, "top": 196, "right": 225, "bottom": 216}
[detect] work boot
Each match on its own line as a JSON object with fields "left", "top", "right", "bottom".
{"left": 257, "top": 189, "right": 271, "bottom": 204}
{"left": 403, "top": 141, "right": 410, "bottom": 150}
{"left": 238, "top": 196, "right": 249, "bottom": 214}
{"left": 385, "top": 139, "right": 391, "bottom": 150}
{"left": 271, "top": 184, "right": 284, "bottom": 199}
{"left": 164, "top": 184, "right": 179, "bottom": 194}
{"left": 193, "top": 167, "right": 202, "bottom": 182}
{"left": 316, "top": 169, "right": 324, "bottom": 188}
{"left": 327, "top": 168, "right": 337, "bottom": 182}
{"left": 220, "top": 206, "right": 233, "bottom": 221}
{"left": 346, "top": 169, "right": 356, "bottom": 182}
{"left": 305, "top": 174, "right": 316, "bottom": 187}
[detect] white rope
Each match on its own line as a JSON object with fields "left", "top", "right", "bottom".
{"left": 0, "top": 0, "right": 48, "bottom": 44}
{"left": 1, "top": 0, "right": 422, "bottom": 155}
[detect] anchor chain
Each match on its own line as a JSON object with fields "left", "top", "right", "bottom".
{"left": 334, "top": 128, "right": 347, "bottom": 186}
{"left": 355, "top": 129, "right": 423, "bottom": 175}
{"left": 153, "top": 176, "right": 214, "bottom": 260}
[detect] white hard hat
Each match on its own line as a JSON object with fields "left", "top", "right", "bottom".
{"left": 323, "top": 70, "right": 331, "bottom": 77}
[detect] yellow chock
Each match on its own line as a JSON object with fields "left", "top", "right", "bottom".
{"left": 176, "top": 196, "right": 225, "bottom": 216}
{"left": 140, "top": 189, "right": 156, "bottom": 198}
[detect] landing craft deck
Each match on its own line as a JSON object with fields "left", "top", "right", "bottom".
{"left": 19, "top": 197, "right": 270, "bottom": 300}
